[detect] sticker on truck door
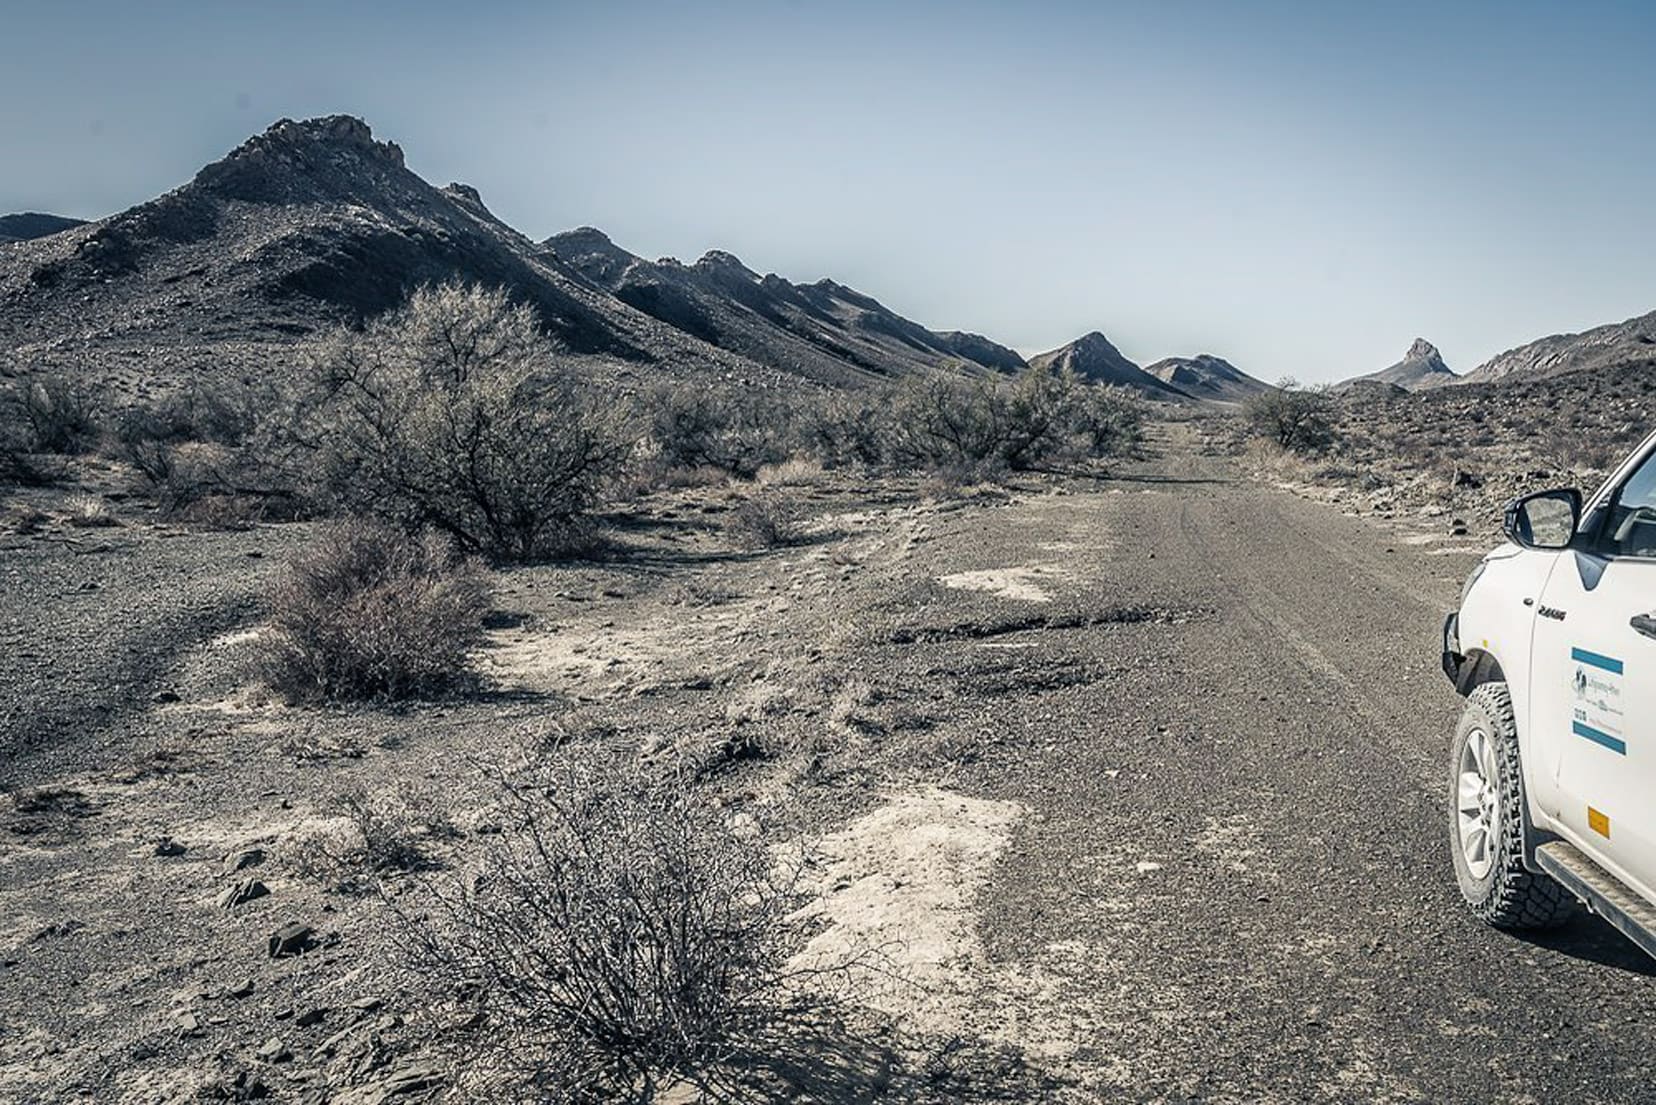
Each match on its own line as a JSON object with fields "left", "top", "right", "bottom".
{"left": 1571, "top": 647, "right": 1626, "bottom": 755}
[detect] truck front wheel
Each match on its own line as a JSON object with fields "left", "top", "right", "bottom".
{"left": 1450, "top": 683, "right": 1577, "bottom": 928}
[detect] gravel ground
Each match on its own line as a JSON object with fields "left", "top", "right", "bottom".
{"left": 4, "top": 425, "right": 1655, "bottom": 1103}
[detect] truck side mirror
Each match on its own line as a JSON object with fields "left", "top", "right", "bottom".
{"left": 1504, "top": 488, "right": 1582, "bottom": 550}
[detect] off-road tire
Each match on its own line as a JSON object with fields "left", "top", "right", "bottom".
{"left": 1450, "top": 682, "right": 1578, "bottom": 928}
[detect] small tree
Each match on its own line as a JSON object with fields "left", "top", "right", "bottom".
{"left": 1246, "top": 377, "right": 1334, "bottom": 454}
{"left": 305, "top": 282, "right": 632, "bottom": 562}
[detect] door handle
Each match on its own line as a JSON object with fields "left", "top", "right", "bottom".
{"left": 1632, "top": 614, "right": 1656, "bottom": 640}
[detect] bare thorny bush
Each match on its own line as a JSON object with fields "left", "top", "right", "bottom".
{"left": 302, "top": 282, "right": 633, "bottom": 562}
{"left": 259, "top": 517, "right": 490, "bottom": 702}
{"left": 395, "top": 754, "right": 859, "bottom": 1103}
{"left": 291, "top": 780, "right": 457, "bottom": 888}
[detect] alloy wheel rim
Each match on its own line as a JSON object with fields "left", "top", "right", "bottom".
{"left": 1457, "top": 726, "right": 1500, "bottom": 880}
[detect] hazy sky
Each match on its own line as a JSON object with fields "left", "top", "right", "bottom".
{"left": 4, "top": 0, "right": 1655, "bottom": 381}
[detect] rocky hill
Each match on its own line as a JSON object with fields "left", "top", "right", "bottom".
{"left": 0, "top": 213, "right": 85, "bottom": 244}
{"left": 1028, "top": 331, "right": 1191, "bottom": 401}
{"left": 0, "top": 117, "right": 797, "bottom": 395}
{"left": 545, "top": 228, "right": 1025, "bottom": 386}
{"left": 1341, "top": 338, "right": 1457, "bottom": 391}
{"left": 1144, "top": 354, "right": 1270, "bottom": 404}
{"left": 1460, "top": 307, "right": 1656, "bottom": 385}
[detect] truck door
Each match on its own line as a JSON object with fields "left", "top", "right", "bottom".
{"left": 1531, "top": 446, "right": 1656, "bottom": 899}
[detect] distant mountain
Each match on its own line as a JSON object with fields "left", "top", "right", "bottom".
{"left": 1143, "top": 354, "right": 1270, "bottom": 404}
{"left": 1027, "top": 331, "right": 1191, "bottom": 401}
{"left": 0, "top": 213, "right": 86, "bottom": 244}
{"left": 0, "top": 116, "right": 771, "bottom": 391}
{"left": 1341, "top": 339, "right": 1457, "bottom": 391}
{"left": 544, "top": 228, "right": 1024, "bottom": 386}
{"left": 1460, "top": 308, "right": 1656, "bottom": 385}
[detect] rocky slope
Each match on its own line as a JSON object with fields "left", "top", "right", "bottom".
{"left": 1461, "top": 307, "right": 1656, "bottom": 384}
{"left": 0, "top": 117, "right": 781, "bottom": 395}
{"left": 0, "top": 213, "right": 85, "bottom": 244}
{"left": 544, "top": 228, "right": 1025, "bottom": 386}
{"left": 1027, "top": 331, "right": 1191, "bottom": 401}
{"left": 1341, "top": 338, "right": 1457, "bottom": 390}
{"left": 1143, "top": 353, "right": 1270, "bottom": 404}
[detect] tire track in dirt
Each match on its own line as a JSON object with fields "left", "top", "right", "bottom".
{"left": 1175, "top": 496, "right": 1441, "bottom": 794}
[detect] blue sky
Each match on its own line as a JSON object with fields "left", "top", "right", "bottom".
{"left": 3, "top": 0, "right": 1655, "bottom": 381}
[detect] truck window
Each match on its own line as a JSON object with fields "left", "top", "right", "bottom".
{"left": 1601, "top": 448, "right": 1656, "bottom": 558}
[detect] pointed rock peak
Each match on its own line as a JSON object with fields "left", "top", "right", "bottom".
{"left": 247, "top": 115, "right": 404, "bottom": 167}
{"left": 1406, "top": 338, "right": 1441, "bottom": 361}
{"left": 1074, "top": 330, "right": 1122, "bottom": 350}
{"left": 694, "top": 249, "right": 758, "bottom": 280}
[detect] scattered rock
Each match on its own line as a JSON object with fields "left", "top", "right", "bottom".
{"left": 173, "top": 1008, "right": 202, "bottom": 1036}
{"left": 267, "top": 922, "right": 314, "bottom": 958}
{"left": 152, "top": 690, "right": 181, "bottom": 704}
{"left": 295, "top": 1006, "right": 327, "bottom": 1028}
{"left": 224, "top": 977, "right": 256, "bottom": 999}
{"left": 153, "top": 836, "right": 187, "bottom": 857}
{"left": 256, "top": 1037, "right": 291, "bottom": 1063}
{"left": 223, "top": 847, "right": 266, "bottom": 874}
{"left": 217, "top": 878, "right": 270, "bottom": 910}
{"left": 329, "top": 1062, "right": 446, "bottom": 1104}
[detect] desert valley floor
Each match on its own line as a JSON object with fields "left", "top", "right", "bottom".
{"left": 4, "top": 425, "right": 1655, "bottom": 1104}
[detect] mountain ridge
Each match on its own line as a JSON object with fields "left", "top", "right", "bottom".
{"left": 543, "top": 228, "right": 1026, "bottom": 385}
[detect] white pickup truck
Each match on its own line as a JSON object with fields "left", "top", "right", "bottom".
{"left": 1444, "top": 429, "right": 1656, "bottom": 955}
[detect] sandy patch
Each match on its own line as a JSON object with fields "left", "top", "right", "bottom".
{"left": 937, "top": 566, "right": 1061, "bottom": 603}
{"left": 791, "top": 788, "right": 1024, "bottom": 1037}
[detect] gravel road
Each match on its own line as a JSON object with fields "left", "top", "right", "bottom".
{"left": 939, "top": 438, "right": 1656, "bottom": 1102}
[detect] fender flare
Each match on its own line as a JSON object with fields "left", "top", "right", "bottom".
{"left": 1454, "top": 648, "right": 1506, "bottom": 697}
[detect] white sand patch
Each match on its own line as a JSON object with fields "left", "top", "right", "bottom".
{"left": 938, "top": 565, "right": 1061, "bottom": 602}
{"left": 790, "top": 788, "right": 1024, "bottom": 1036}
{"left": 789, "top": 790, "right": 1122, "bottom": 1076}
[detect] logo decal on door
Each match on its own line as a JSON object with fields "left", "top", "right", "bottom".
{"left": 1571, "top": 647, "right": 1627, "bottom": 756}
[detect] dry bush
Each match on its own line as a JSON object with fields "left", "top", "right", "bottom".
{"left": 1244, "top": 379, "right": 1334, "bottom": 454}
{"left": 726, "top": 494, "right": 803, "bottom": 548}
{"left": 755, "top": 457, "right": 825, "bottom": 486}
{"left": 259, "top": 518, "right": 489, "bottom": 702}
{"left": 397, "top": 755, "right": 837, "bottom": 1102}
{"left": 116, "top": 381, "right": 308, "bottom": 519}
{"left": 4, "top": 372, "right": 100, "bottom": 455}
{"left": 63, "top": 493, "right": 118, "bottom": 528}
{"left": 305, "top": 282, "right": 632, "bottom": 562}
{"left": 293, "top": 782, "right": 455, "bottom": 885}
{"left": 645, "top": 383, "right": 802, "bottom": 478}
{"left": 887, "top": 364, "right": 1141, "bottom": 471}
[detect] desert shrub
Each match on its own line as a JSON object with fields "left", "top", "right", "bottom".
{"left": 400, "top": 755, "right": 829, "bottom": 1101}
{"left": 1245, "top": 378, "right": 1334, "bottom": 454}
{"left": 645, "top": 383, "right": 802, "bottom": 478}
{"left": 116, "top": 380, "right": 307, "bottom": 517}
{"left": 259, "top": 518, "right": 489, "bottom": 702}
{"left": 754, "top": 457, "right": 825, "bottom": 486}
{"left": 305, "top": 282, "right": 632, "bottom": 562}
{"left": 726, "top": 494, "right": 803, "bottom": 549}
{"left": 804, "top": 393, "right": 892, "bottom": 467}
{"left": 293, "top": 782, "right": 455, "bottom": 884}
{"left": 886, "top": 364, "right": 1139, "bottom": 471}
{"left": 5, "top": 372, "right": 100, "bottom": 455}
{"left": 63, "top": 493, "right": 118, "bottom": 528}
